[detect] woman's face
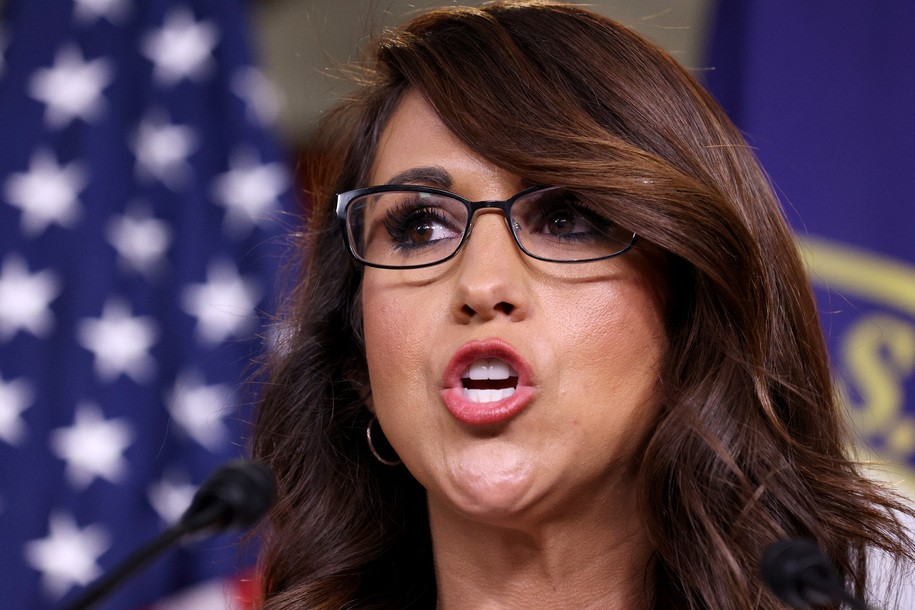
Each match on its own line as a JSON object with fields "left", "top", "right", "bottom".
{"left": 361, "top": 91, "right": 668, "bottom": 528}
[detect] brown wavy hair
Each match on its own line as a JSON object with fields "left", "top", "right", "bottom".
{"left": 252, "top": 2, "right": 915, "bottom": 608}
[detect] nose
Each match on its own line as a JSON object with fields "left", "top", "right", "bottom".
{"left": 450, "top": 211, "right": 530, "bottom": 324}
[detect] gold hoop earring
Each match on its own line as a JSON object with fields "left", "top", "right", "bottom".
{"left": 366, "top": 416, "right": 401, "bottom": 466}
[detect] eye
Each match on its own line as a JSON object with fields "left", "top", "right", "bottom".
{"left": 541, "top": 206, "right": 582, "bottom": 237}
{"left": 392, "top": 209, "right": 448, "bottom": 244}
{"left": 381, "top": 197, "right": 463, "bottom": 250}
{"left": 523, "top": 190, "right": 613, "bottom": 240}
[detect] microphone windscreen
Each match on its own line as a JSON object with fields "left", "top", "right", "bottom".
{"left": 761, "top": 538, "right": 840, "bottom": 609}
{"left": 182, "top": 459, "right": 276, "bottom": 533}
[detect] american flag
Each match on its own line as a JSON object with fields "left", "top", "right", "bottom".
{"left": 0, "top": 0, "right": 293, "bottom": 607}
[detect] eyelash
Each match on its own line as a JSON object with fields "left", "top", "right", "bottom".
{"left": 381, "top": 202, "right": 457, "bottom": 249}
{"left": 528, "top": 201, "right": 613, "bottom": 233}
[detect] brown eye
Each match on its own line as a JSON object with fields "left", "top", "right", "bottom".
{"left": 509, "top": 187, "right": 636, "bottom": 263}
{"left": 543, "top": 208, "right": 579, "bottom": 236}
{"left": 523, "top": 191, "right": 609, "bottom": 240}
{"left": 405, "top": 218, "right": 439, "bottom": 244}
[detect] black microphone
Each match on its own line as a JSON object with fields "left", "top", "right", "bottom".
{"left": 178, "top": 458, "right": 276, "bottom": 534}
{"left": 760, "top": 538, "right": 873, "bottom": 610}
{"left": 63, "top": 459, "right": 276, "bottom": 610}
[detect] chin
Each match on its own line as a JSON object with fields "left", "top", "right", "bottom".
{"left": 439, "top": 450, "right": 540, "bottom": 523}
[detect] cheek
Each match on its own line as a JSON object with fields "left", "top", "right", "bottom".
{"left": 547, "top": 277, "right": 667, "bottom": 439}
{"left": 363, "top": 286, "right": 406, "bottom": 385}
{"left": 361, "top": 277, "right": 440, "bottom": 410}
{"left": 553, "top": 282, "right": 665, "bottom": 366}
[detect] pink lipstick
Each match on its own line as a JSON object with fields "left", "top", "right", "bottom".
{"left": 441, "top": 339, "right": 535, "bottom": 426}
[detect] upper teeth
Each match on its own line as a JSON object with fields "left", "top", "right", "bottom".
{"left": 462, "top": 358, "right": 516, "bottom": 380}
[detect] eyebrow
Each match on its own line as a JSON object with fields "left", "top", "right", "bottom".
{"left": 383, "top": 166, "right": 453, "bottom": 189}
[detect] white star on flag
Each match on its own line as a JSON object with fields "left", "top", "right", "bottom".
{"left": 27, "top": 44, "right": 114, "bottom": 129}
{"left": 148, "top": 469, "right": 197, "bottom": 524}
{"left": 231, "top": 66, "right": 283, "bottom": 126}
{"left": 180, "top": 260, "right": 261, "bottom": 343}
{"left": 0, "top": 254, "right": 62, "bottom": 341}
{"left": 1, "top": 0, "right": 294, "bottom": 604}
{"left": 210, "top": 147, "right": 287, "bottom": 236}
{"left": 50, "top": 402, "right": 133, "bottom": 490}
{"left": 106, "top": 203, "right": 172, "bottom": 277}
{"left": 167, "top": 372, "right": 231, "bottom": 451}
{"left": 72, "top": 0, "right": 132, "bottom": 25}
{"left": 2, "top": 148, "right": 88, "bottom": 237}
{"left": 129, "top": 110, "right": 198, "bottom": 190}
{"left": 24, "top": 512, "right": 110, "bottom": 600}
{"left": 140, "top": 6, "right": 219, "bottom": 86}
{"left": 76, "top": 299, "right": 159, "bottom": 384}
{"left": 0, "top": 372, "right": 33, "bottom": 446}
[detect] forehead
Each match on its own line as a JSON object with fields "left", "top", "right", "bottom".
{"left": 368, "top": 90, "right": 521, "bottom": 196}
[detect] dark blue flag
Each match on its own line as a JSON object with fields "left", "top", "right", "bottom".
{"left": 706, "top": 3, "right": 915, "bottom": 491}
{"left": 0, "top": 0, "right": 292, "bottom": 607}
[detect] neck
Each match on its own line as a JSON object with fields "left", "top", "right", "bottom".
{"left": 429, "top": 493, "right": 653, "bottom": 610}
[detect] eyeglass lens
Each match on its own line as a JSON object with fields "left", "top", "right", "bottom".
{"left": 345, "top": 188, "right": 635, "bottom": 267}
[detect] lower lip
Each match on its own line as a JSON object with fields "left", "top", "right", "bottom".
{"left": 441, "top": 386, "right": 534, "bottom": 426}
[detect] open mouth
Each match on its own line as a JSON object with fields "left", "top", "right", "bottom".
{"left": 442, "top": 339, "right": 534, "bottom": 425}
{"left": 460, "top": 358, "right": 519, "bottom": 403}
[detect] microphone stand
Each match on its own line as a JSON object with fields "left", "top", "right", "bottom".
{"left": 63, "top": 517, "right": 197, "bottom": 610}
{"left": 61, "top": 460, "right": 274, "bottom": 610}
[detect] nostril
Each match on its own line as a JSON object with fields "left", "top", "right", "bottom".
{"left": 457, "top": 301, "right": 516, "bottom": 321}
{"left": 461, "top": 301, "right": 515, "bottom": 318}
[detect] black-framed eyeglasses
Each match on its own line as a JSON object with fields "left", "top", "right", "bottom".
{"left": 335, "top": 185, "right": 637, "bottom": 269}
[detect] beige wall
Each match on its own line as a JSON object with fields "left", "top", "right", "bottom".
{"left": 252, "top": 0, "right": 713, "bottom": 146}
